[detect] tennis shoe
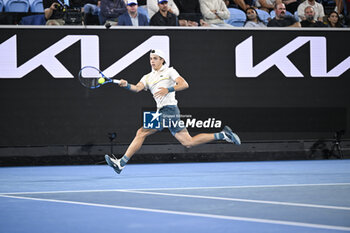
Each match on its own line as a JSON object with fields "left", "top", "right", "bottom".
{"left": 105, "top": 154, "right": 124, "bottom": 174}
{"left": 222, "top": 126, "right": 241, "bottom": 145}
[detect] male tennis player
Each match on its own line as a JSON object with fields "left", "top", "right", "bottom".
{"left": 105, "top": 49, "right": 241, "bottom": 174}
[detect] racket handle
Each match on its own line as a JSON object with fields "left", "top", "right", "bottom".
{"left": 112, "top": 79, "right": 121, "bottom": 84}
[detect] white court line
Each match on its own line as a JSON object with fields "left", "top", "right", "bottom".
{"left": 1, "top": 182, "right": 350, "bottom": 195}
{"left": 1, "top": 194, "right": 350, "bottom": 232}
{"left": 117, "top": 189, "right": 350, "bottom": 211}
{"left": 1, "top": 186, "right": 350, "bottom": 211}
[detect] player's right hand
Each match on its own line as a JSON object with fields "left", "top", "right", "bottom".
{"left": 119, "top": 79, "right": 128, "bottom": 87}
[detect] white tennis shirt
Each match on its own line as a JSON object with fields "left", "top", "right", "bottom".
{"left": 139, "top": 65, "right": 180, "bottom": 109}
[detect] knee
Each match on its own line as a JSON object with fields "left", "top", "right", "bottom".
{"left": 136, "top": 128, "right": 151, "bottom": 139}
{"left": 136, "top": 128, "right": 146, "bottom": 138}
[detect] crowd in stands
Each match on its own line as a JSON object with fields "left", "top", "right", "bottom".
{"left": 0, "top": 0, "right": 348, "bottom": 27}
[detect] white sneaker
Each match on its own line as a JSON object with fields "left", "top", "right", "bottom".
{"left": 105, "top": 154, "right": 124, "bottom": 174}
{"left": 222, "top": 126, "right": 241, "bottom": 145}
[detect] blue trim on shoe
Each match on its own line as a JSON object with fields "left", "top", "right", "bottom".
{"left": 223, "top": 126, "right": 241, "bottom": 145}
{"left": 105, "top": 154, "right": 123, "bottom": 174}
{"left": 105, "top": 154, "right": 114, "bottom": 167}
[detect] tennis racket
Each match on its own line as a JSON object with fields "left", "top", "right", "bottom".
{"left": 78, "top": 66, "right": 120, "bottom": 89}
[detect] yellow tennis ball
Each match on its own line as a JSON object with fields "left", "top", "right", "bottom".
{"left": 98, "top": 77, "right": 105, "bottom": 84}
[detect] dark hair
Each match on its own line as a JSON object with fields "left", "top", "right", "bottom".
{"left": 326, "top": 11, "right": 343, "bottom": 27}
{"left": 244, "top": 7, "right": 264, "bottom": 25}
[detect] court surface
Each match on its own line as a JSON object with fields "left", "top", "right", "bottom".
{"left": 1, "top": 159, "right": 350, "bottom": 233}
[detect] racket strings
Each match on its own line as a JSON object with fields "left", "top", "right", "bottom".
{"left": 78, "top": 67, "right": 102, "bottom": 89}
{"left": 79, "top": 77, "right": 99, "bottom": 88}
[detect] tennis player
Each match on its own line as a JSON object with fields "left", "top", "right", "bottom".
{"left": 105, "top": 49, "right": 241, "bottom": 174}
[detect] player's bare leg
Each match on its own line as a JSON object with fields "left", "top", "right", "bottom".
{"left": 124, "top": 127, "right": 158, "bottom": 159}
{"left": 174, "top": 128, "right": 216, "bottom": 148}
{"left": 175, "top": 126, "right": 241, "bottom": 148}
{"left": 105, "top": 127, "right": 157, "bottom": 174}
{"left": 105, "top": 126, "right": 240, "bottom": 174}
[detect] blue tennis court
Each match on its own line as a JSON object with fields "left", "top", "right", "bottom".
{"left": 1, "top": 160, "right": 350, "bottom": 233}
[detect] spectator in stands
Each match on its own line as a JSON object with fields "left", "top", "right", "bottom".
{"left": 326, "top": 10, "right": 345, "bottom": 27}
{"left": 255, "top": 0, "right": 281, "bottom": 13}
{"left": 150, "top": 0, "right": 178, "bottom": 26}
{"left": 199, "top": 0, "right": 232, "bottom": 27}
{"left": 282, "top": 0, "right": 299, "bottom": 15}
{"left": 148, "top": 0, "right": 179, "bottom": 19}
{"left": 118, "top": 0, "right": 149, "bottom": 25}
{"left": 244, "top": 7, "right": 267, "bottom": 27}
{"left": 267, "top": 3, "right": 301, "bottom": 26}
{"left": 174, "top": 0, "right": 208, "bottom": 26}
{"left": 44, "top": 0, "right": 86, "bottom": 25}
{"left": 83, "top": 0, "right": 101, "bottom": 25}
{"left": 297, "top": 0, "right": 324, "bottom": 22}
{"left": 300, "top": 6, "right": 326, "bottom": 27}
{"left": 43, "top": 0, "right": 66, "bottom": 25}
{"left": 99, "top": 0, "right": 127, "bottom": 25}
{"left": 335, "top": 0, "right": 349, "bottom": 24}
{"left": 233, "top": 0, "right": 255, "bottom": 12}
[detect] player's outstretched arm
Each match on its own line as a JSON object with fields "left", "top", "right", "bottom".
{"left": 119, "top": 79, "right": 145, "bottom": 93}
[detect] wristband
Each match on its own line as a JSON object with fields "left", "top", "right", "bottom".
{"left": 124, "top": 83, "right": 131, "bottom": 90}
{"left": 167, "top": 87, "right": 175, "bottom": 92}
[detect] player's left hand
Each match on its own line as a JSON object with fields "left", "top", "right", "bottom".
{"left": 154, "top": 87, "right": 168, "bottom": 98}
